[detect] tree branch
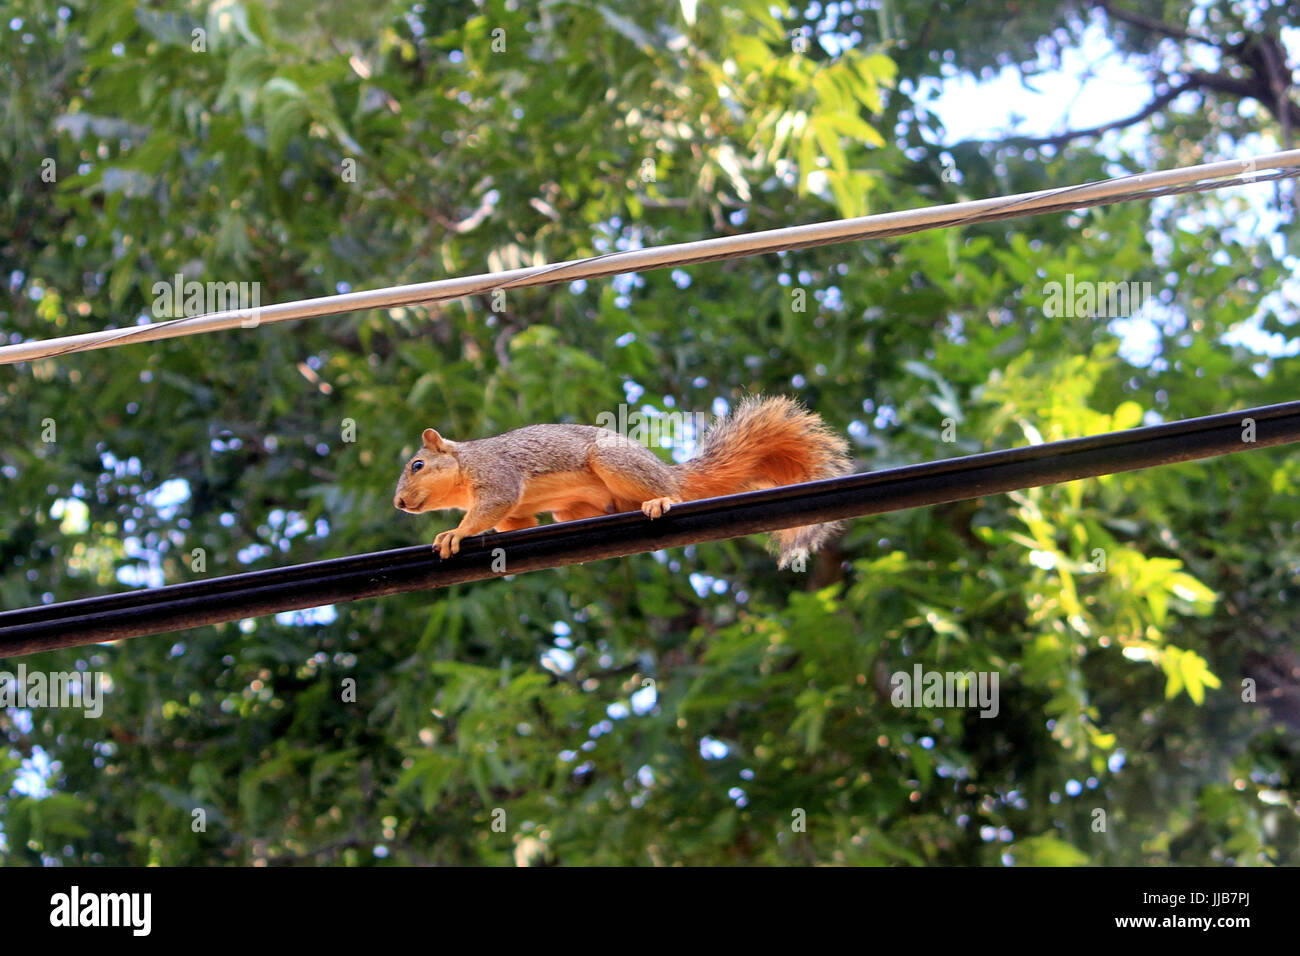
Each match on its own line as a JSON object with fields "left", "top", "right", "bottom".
{"left": 978, "top": 8, "right": 1300, "bottom": 151}
{"left": 1188, "top": 68, "right": 1300, "bottom": 130}
{"left": 1093, "top": 1, "right": 1220, "bottom": 49}
{"left": 995, "top": 80, "right": 1198, "bottom": 148}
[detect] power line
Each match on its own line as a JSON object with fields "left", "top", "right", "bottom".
{"left": 2, "top": 151, "right": 1298, "bottom": 367}
{"left": 4, "top": 399, "right": 1298, "bottom": 656}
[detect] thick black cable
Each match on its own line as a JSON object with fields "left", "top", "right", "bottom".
{"left": 2, "top": 400, "right": 1298, "bottom": 657}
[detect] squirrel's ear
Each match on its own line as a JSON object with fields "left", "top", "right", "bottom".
{"left": 422, "top": 428, "right": 455, "bottom": 452}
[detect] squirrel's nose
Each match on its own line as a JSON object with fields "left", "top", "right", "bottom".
{"left": 395, "top": 496, "right": 407, "bottom": 510}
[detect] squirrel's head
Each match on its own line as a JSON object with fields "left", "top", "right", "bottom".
{"left": 393, "top": 428, "right": 463, "bottom": 513}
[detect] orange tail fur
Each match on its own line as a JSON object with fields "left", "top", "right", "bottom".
{"left": 677, "top": 396, "right": 852, "bottom": 568}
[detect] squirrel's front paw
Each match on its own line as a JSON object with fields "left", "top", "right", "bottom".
{"left": 640, "top": 496, "right": 679, "bottom": 519}
{"left": 433, "top": 529, "right": 464, "bottom": 559}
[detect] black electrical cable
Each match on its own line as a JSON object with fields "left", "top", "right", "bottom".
{"left": 2, "top": 400, "right": 1298, "bottom": 657}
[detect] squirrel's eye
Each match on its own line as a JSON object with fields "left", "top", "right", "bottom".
{"left": 410, "top": 460, "right": 424, "bottom": 473}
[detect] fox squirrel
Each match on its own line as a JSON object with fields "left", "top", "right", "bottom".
{"left": 393, "top": 395, "right": 852, "bottom": 568}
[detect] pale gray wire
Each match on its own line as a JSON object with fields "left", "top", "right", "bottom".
{"left": 3, "top": 150, "right": 1298, "bottom": 367}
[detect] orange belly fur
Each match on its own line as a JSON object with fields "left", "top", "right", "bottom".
{"left": 512, "top": 470, "right": 623, "bottom": 517}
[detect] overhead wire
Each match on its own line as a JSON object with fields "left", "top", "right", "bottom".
{"left": 3, "top": 399, "right": 1299, "bottom": 655}
{"left": 1, "top": 150, "right": 1298, "bottom": 366}
{"left": 4, "top": 152, "right": 1299, "bottom": 652}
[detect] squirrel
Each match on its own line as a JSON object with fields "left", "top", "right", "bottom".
{"left": 393, "top": 395, "right": 852, "bottom": 568}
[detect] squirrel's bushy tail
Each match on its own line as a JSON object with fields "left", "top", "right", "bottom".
{"left": 678, "top": 395, "right": 852, "bottom": 568}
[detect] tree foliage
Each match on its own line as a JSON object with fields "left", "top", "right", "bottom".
{"left": 1, "top": 0, "right": 1297, "bottom": 865}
